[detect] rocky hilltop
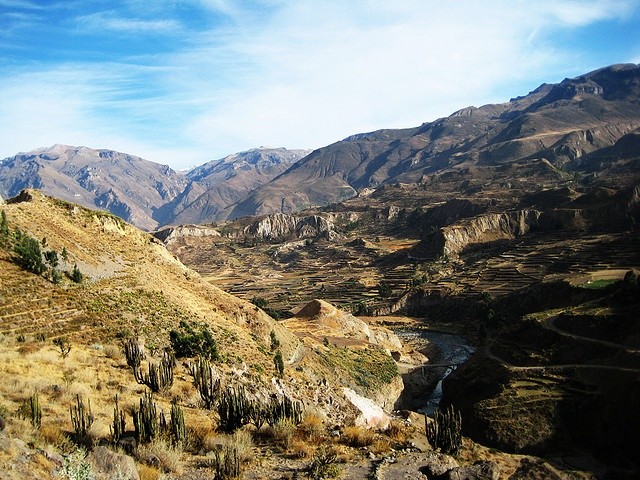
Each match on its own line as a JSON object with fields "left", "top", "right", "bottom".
{"left": 158, "top": 147, "right": 310, "bottom": 225}
{"left": 0, "top": 144, "right": 187, "bottom": 231}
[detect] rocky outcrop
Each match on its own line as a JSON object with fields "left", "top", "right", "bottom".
{"left": 88, "top": 446, "right": 140, "bottom": 480}
{"left": 154, "top": 224, "right": 221, "bottom": 245}
{"left": 293, "top": 299, "right": 403, "bottom": 350}
{"left": 244, "top": 213, "right": 336, "bottom": 241}
{"left": 432, "top": 209, "right": 541, "bottom": 258}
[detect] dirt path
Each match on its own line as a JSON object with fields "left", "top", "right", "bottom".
{"left": 483, "top": 343, "right": 640, "bottom": 373}
{"left": 542, "top": 314, "right": 640, "bottom": 354}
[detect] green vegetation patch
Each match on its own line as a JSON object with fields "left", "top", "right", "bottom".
{"left": 319, "top": 346, "right": 398, "bottom": 391}
{"left": 83, "top": 289, "right": 198, "bottom": 341}
{"left": 579, "top": 279, "right": 617, "bottom": 289}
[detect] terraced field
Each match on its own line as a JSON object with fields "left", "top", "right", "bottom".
{"left": 173, "top": 227, "right": 640, "bottom": 321}
{"left": 0, "top": 254, "right": 95, "bottom": 340}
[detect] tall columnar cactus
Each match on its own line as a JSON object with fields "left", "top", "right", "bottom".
{"left": 265, "top": 395, "right": 303, "bottom": 427}
{"left": 133, "top": 392, "right": 158, "bottom": 444}
{"left": 134, "top": 355, "right": 174, "bottom": 392}
{"left": 70, "top": 394, "right": 94, "bottom": 438}
{"left": 123, "top": 338, "right": 145, "bottom": 369}
{"left": 191, "top": 356, "right": 221, "bottom": 409}
{"left": 28, "top": 393, "right": 41, "bottom": 428}
{"left": 169, "top": 401, "right": 186, "bottom": 446}
{"left": 110, "top": 395, "right": 126, "bottom": 444}
{"left": 217, "top": 386, "right": 250, "bottom": 433}
{"left": 425, "top": 405, "right": 462, "bottom": 455}
{"left": 212, "top": 445, "right": 242, "bottom": 479}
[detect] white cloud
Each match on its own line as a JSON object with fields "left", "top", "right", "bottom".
{"left": 75, "top": 11, "right": 181, "bottom": 33}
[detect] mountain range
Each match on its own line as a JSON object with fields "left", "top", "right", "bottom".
{"left": 0, "top": 146, "right": 309, "bottom": 230}
{"left": 1, "top": 63, "right": 639, "bottom": 231}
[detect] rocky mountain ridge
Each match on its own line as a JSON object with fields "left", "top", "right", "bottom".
{"left": 2, "top": 64, "right": 639, "bottom": 231}
{"left": 0, "top": 146, "right": 309, "bottom": 231}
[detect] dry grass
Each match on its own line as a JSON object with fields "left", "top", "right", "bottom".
{"left": 289, "top": 438, "right": 315, "bottom": 459}
{"left": 136, "top": 439, "right": 183, "bottom": 474}
{"left": 298, "top": 413, "right": 325, "bottom": 442}
{"left": 221, "top": 429, "right": 254, "bottom": 463}
{"left": 385, "top": 419, "right": 410, "bottom": 443}
{"left": 138, "top": 464, "right": 162, "bottom": 480}
{"left": 342, "top": 425, "right": 375, "bottom": 448}
{"left": 270, "top": 418, "right": 297, "bottom": 450}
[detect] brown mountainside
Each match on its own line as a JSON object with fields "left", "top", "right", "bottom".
{"left": 225, "top": 64, "right": 640, "bottom": 219}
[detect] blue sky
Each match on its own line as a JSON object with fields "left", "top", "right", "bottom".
{"left": 1, "top": 0, "right": 639, "bottom": 170}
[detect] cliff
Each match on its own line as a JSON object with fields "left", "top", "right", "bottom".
{"left": 244, "top": 213, "right": 337, "bottom": 241}
{"left": 432, "top": 209, "right": 542, "bottom": 257}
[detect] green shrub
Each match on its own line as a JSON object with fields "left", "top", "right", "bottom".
{"left": 12, "top": 230, "right": 46, "bottom": 274}
{"left": 274, "top": 349, "right": 285, "bottom": 377}
{"left": 71, "top": 264, "right": 83, "bottom": 283}
{"left": 169, "top": 321, "right": 219, "bottom": 360}
{"left": 308, "top": 446, "right": 341, "bottom": 479}
{"left": 59, "top": 448, "right": 93, "bottom": 480}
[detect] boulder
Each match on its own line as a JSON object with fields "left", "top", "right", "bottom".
{"left": 88, "top": 446, "right": 140, "bottom": 480}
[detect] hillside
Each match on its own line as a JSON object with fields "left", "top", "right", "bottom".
{"left": 0, "top": 191, "right": 434, "bottom": 479}
{"left": 155, "top": 67, "right": 640, "bottom": 477}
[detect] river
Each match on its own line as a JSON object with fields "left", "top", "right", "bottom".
{"left": 395, "top": 329, "right": 475, "bottom": 414}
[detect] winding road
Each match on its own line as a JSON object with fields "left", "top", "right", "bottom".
{"left": 483, "top": 311, "right": 640, "bottom": 373}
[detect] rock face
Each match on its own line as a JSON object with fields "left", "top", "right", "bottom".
{"left": 433, "top": 209, "right": 542, "bottom": 258}
{"left": 244, "top": 213, "right": 336, "bottom": 241}
{"left": 154, "top": 224, "right": 221, "bottom": 245}
{"left": 88, "top": 446, "right": 140, "bottom": 480}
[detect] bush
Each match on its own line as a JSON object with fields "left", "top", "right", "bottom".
{"left": 308, "top": 447, "right": 341, "bottom": 480}
{"left": 274, "top": 349, "right": 285, "bottom": 377}
{"left": 13, "top": 230, "right": 46, "bottom": 274}
{"left": 377, "top": 281, "right": 392, "bottom": 298}
{"left": 169, "top": 321, "right": 219, "bottom": 360}
{"left": 59, "top": 448, "right": 94, "bottom": 480}
{"left": 71, "top": 264, "right": 83, "bottom": 283}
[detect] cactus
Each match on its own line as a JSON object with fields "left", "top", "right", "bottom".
{"left": 169, "top": 401, "right": 186, "bottom": 446}
{"left": 217, "top": 386, "right": 250, "bottom": 433}
{"left": 70, "top": 394, "right": 94, "bottom": 438}
{"left": 265, "top": 394, "right": 303, "bottom": 427}
{"left": 123, "top": 338, "right": 145, "bottom": 369}
{"left": 110, "top": 395, "right": 126, "bottom": 444}
{"left": 425, "top": 405, "right": 462, "bottom": 455}
{"left": 212, "top": 445, "right": 242, "bottom": 480}
{"left": 134, "top": 355, "right": 174, "bottom": 392}
{"left": 27, "top": 393, "right": 41, "bottom": 428}
{"left": 133, "top": 392, "right": 158, "bottom": 443}
{"left": 191, "top": 356, "right": 221, "bottom": 409}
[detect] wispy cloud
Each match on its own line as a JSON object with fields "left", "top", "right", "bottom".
{"left": 75, "top": 11, "right": 182, "bottom": 34}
